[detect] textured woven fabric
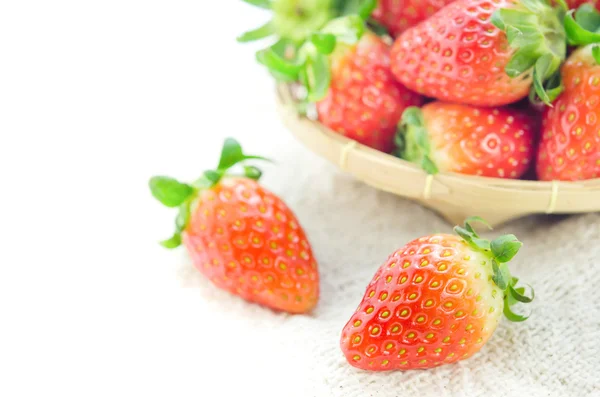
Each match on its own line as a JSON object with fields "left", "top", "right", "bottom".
{"left": 179, "top": 135, "right": 600, "bottom": 397}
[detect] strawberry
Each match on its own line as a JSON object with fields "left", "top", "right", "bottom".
{"left": 537, "top": 45, "right": 600, "bottom": 181}
{"left": 564, "top": 0, "right": 599, "bottom": 10}
{"left": 256, "top": 16, "right": 422, "bottom": 152}
{"left": 371, "top": 0, "right": 456, "bottom": 37}
{"left": 395, "top": 103, "right": 536, "bottom": 178}
{"left": 341, "top": 218, "right": 533, "bottom": 371}
{"left": 150, "top": 138, "right": 319, "bottom": 313}
{"left": 390, "top": 0, "right": 567, "bottom": 107}
{"left": 316, "top": 31, "right": 423, "bottom": 153}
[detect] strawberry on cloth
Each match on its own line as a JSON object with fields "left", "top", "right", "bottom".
{"left": 150, "top": 138, "right": 319, "bottom": 313}
{"left": 341, "top": 218, "right": 534, "bottom": 371}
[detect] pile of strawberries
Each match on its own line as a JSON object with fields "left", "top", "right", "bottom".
{"left": 149, "top": 0, "right": 600, "bottom": 376}
{"left": 240, "top": 0, "right": 600, "bottom": 181}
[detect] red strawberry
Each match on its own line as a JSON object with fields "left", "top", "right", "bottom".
{"left": 317, "top": 31, "right": 423, "bottom": 153}
{"left": 390, "top": 0, "right": 567, "bottom": 107}
{"left": 564, "top": 0, "right": 599, "bottom": 10}
{"left": 341, "top": 218, "right": 533, "bottom": 371}
{"left": 372, "top": 0, "right": 456, "bottom": 37}
{"left": 150, "top": 138, "right": 319, "bottom": 313}
{"left": 537, "top": 45, "right": 600, "bottom": 181}
{"left": 395, "top": 103, "right": 536, "bottom": 178}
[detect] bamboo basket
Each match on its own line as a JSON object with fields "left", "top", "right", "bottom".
{"left": 275, "top": 84, "right": 600, "bottom": 226}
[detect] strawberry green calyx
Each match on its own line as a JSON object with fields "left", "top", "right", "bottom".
{"left": 491, "top": 0, "right": 567, "bottom": 105}
{"left": 454, "top": 217, "right": 534, "bottom": 323}
{"left": 149, "top": 138, "right": 270, "bottom": 249}
{"left": 394, "top": 107, "right": 439, "bottom": 175}
{"left": 238, "top": 0, "right": 334, "bottom": 43}
{"left": 257, "top": 15, "right": 366, "bottom": 102}
{"left": 564, "top": 4, "right": 600, "bottom": 64}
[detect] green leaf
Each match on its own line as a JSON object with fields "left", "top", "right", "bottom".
{"left": 492, "top": 260, "right": 510, "bottom": 290}
{"left": 176, "top": 201, "right": 191, "bottom": 233}
{"left": 421, "top": 156, "right": 439, "bottom": 175}
{"left": 321, "top": 15, "right": 365, "bottom": 45}
{"left": 237, "top": 21, "right": 274, "bottom": 43}
{"left": 491, "top": 234, "right": 523, "bottom": 263}
{"left": 505, "top": 47, "right": 538, "bottom": 78}
{"left": 218, "top": 138, "right": 245, "bottom": 170}
{"left": 149, "top": 176, "right": 194, "bottom": 208}
{"left": 509, "top": 283, "right": 535, "bottom": 303}
{"left": 241, "top": 0, "right": 271, "bottom": 9}
{"left": 564, "top": 9, "right": 600, "bottom": 45}
{"left": 454, "top": 226, "right": 474, "bottom": 244}
{"left": 503, "top": 297, "right": 530, "bottom": 322}
{"left": 244, "top": 165, "right": 263, "bottom": 180}
{"left": 575, "top": 3, "right": 600, "bottom": 32}
{"left": 161, "top": 233, "right": 182, "bottom": 249}
{"left": 339, "top": 0, "right": 377, "bottom": 20}
{"left": 256, "top": 46, "right": 303, "bottom": 82}
{"left": 304, "top": 52, "right": 331, "bottom": 102}
{"left": 367, "top": 19, "right": 390, "bottom": 37}
{"left": 204, "top": 170, "right": 222, "bottom": 185}
{"left": 310, "top": 33, "right": 337, "bottom": 55}
{"left": 464, "top": 217, "right": 493, "bottom": 233}
{"left": 593, "top": 46, "right": 600, "bottom": 65}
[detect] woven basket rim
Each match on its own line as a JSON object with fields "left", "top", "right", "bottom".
{"left": 275, "top": 83, "right": 600, "bottom": 216}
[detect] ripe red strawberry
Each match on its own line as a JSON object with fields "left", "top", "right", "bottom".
{"left": 371, "top": 0, "right": 456, "bottom": 37}
{"left": 390, "top": 0, "right": 567, "bottom": 107}
{"left": 150, "top": 138, "right": 319, "bottom": 313}
{"left": 564, "top": 0, "right": 599, "bottom": 10}
{"left": 341, "top": 218, "right": 533, "bottom": 371}
{"left": 316, "top": 31, "right": 423, "bottom": 153}
{"left": 537, "top": 45, "right": 600, "bottom": 181}
{"left": 395, "top": 103, "right": 536, "bottom": 178}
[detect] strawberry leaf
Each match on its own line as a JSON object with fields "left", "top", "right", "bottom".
{"left": 241, "top": 0, "right": 272, "bottom": 9}
{"left": 464, "top": 216, "right": 493, "bottom": 234}
{"left": 244, "top": 165, "right": 263, "bottom": 180}
{"left": 509, "top": 283, "right": 535, "bottom": 303}
{"left": 160, "top": 233, "right": 182, "bottom": 249}
{"left": 503, "top": 297, "right": 531, "bottom": 322}
{"left": 321, "top": 15, "right": 365, "bottom": 44}
{"left": 303, "top": 52, "right": 331, "bottom": 102}
{"left": 149, "top": 177, "right": 194, "bottom": 208}
{"left": 256, "top": 43, "right": 303, "bottom": 82}
{"left": 237, "top": 21, "right": 275, "bottom": 43}
{"left": 492, "top": 260, "right": 510, "bottom": 290}
{"left": 339, "top": 0, "right": 377, "bottom": 20}
{"left": 593, "top": 45, "right": 600, "bottom": 65}
{"left": 218, "top": 137, "right": 271, "bottom": 171}
{"left": 310, "top": 33, "right": 337, "bottom": 55}
{"left": 564, "top": 7, "right": 600, "bottom": 45}
{"left": 491, "top": 234, "right": 523, "bottom": 263}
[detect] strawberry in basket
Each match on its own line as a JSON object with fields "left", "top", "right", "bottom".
{"left": 257, "top": 15, "right": 423, "bottom": 153}
{"left": 390, "top": 0, "right": 568, "bottom": 107}
{"left": 395, "top": 103, "right": 536, "bottom": 178}
{"left": 150, "top": 138, "right": 319, "bottom": 313}
{"left": 537, "top": 4, "right": 600, "bottom": 180}
{"left": 341, "top": 218, "right": 534, "bottom": 371}
{"left": 371, "top": 0, "right": 457, "bottom": 37}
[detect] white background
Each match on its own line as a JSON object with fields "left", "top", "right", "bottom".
{"left": 2, "top": 2, "right": 599, "bottom": 397}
